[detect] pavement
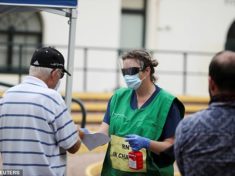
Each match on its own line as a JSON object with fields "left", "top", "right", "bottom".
{"left": 67, "top": 151, "right": 105, "bottom": 176}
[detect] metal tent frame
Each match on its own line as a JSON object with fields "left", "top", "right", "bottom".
{"left": 0, "top": 1, "right": 78, "bottom": 110}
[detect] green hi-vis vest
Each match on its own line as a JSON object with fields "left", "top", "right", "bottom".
{"left": 101, "top": 88, "right": 184, "bottom": 176}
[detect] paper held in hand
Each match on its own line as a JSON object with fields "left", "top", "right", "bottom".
{"left": 82, "top": 132, "right": 110, "bottom": 151}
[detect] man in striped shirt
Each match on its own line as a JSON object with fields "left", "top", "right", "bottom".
{"left": 0, "top": 47, "right": 81, "bottom": 176}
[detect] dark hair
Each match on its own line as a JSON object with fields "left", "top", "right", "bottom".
{"left": 122, "top": 49, "right": 158, "bottom": 82}
{"left": 209, "top": 51, "right": 235, "bottom": 91}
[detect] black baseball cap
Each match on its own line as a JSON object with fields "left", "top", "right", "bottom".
{"left": 30, "top": 47, "right": 71, "bottom": 76}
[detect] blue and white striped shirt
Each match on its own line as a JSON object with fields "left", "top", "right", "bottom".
{"left": 0, "top": 76, "right": 78, "bottom": 176}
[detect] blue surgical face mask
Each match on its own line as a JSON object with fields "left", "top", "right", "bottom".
{"left": 124, "top": 74, "right": 142, "bottom": 90}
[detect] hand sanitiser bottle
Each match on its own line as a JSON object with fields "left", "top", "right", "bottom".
{"left": 128, "top": 151, "right": 143, "bottom": 170}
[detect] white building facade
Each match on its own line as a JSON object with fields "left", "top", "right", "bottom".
{"left": 0, "top": 0, "right": 235, "bottom": 96}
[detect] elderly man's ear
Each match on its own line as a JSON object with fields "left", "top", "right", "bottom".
{"left": 208, "top": 76, "right": 219, "bottom": 96}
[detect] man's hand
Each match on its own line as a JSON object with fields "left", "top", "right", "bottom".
{"left": 78, "top": 128, "right": 90, "bottom": 139}
{"left": 125, "top": 134, "right": 150, "bottom": 151}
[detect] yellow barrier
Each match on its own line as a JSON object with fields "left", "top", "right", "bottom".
{"left": 178, "top": 95, "right": 209, "bottom": 103}
{"left": 71, "top": 103, "right": 107, "bottom": 112}
{"left": 72, "top": 114, "right": 104, "bottom": 124}
{"left": 72, "top": 92, "right": 112, "bottom": 101}
{"left": 185, "top": 104, "right": 208, "bottom": 113}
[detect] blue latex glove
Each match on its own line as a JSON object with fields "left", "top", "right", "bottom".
{"left": 125, "top": 134, "right": 150, "bottom": 151}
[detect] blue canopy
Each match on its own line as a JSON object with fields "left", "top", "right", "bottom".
{"left": 0, "top": 0, "right": 77, "bottom": 8}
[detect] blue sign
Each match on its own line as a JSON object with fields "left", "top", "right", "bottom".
{"left": 0, "top": 0, "right": 77, "bottom": 8}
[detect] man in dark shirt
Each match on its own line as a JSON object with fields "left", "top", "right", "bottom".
{"left": 175, "top": 51, "right": 235, "bottom": 176}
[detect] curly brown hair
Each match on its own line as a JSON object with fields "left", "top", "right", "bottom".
{"left": 122, "top": 49, "right": 158, "bottom": 82}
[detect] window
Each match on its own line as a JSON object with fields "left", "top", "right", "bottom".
{"left": 0, "top": 12, "right": 43, "bottom": 73}
{"left": 120, "top": 0, "right": 146, "bottom": 49}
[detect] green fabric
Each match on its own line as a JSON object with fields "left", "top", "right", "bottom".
{"left": 101, "top": 88, "right": 181, "bottom": 176}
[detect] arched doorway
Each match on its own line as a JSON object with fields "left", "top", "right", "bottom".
{"left": 0, "top": 12, "right": 43, "bottom": 73}
{"left": 225, "top": 20, "right": 235, "bottom": 52}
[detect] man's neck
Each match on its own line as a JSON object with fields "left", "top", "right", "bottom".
{"left": 210, "top": 93, "right": 235, "bottom": 103}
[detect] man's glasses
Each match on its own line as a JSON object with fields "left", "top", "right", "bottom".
{"left": 51, "top": 69, "right": 64, "bottom": 79}
{"left": 121, "top": 67, "right": 141, "bottom": 76}
{"left": 58, "top": 69, "right": 64, "bottom": 79}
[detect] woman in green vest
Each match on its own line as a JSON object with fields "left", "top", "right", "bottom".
{"left": 99, "top": 49, "right": 185, "bottom": 176}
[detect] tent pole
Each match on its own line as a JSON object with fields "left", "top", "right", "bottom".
{"left": 65, "top": 8, "right": 77, "bottom": 176}
{"left": 65, "top": 8, "right": 77, "bottom": 112}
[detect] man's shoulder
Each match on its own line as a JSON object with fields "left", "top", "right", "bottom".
{"left": 177, "top": 110, "right": 206, "bottom": 132}
{"left": 42, "top": 88, "right": 64, "bottom": 103}
{"left": 3, "top": 84, "right": 23, "bottom": 96}
{"left": 44, "top": 88, "right": 60, "bottom": 96}
{"left": 184, "top": 109, "right": 206, "bottom": 121}
{"left": 16, "top": 84, "right": 63, "bottom": 104}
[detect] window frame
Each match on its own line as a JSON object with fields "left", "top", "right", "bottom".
{"left": 0, "top": 12, "right": 43, "bottom": 74}
{"left": 121, "top": 0, "right": 147, "bottom": 48}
